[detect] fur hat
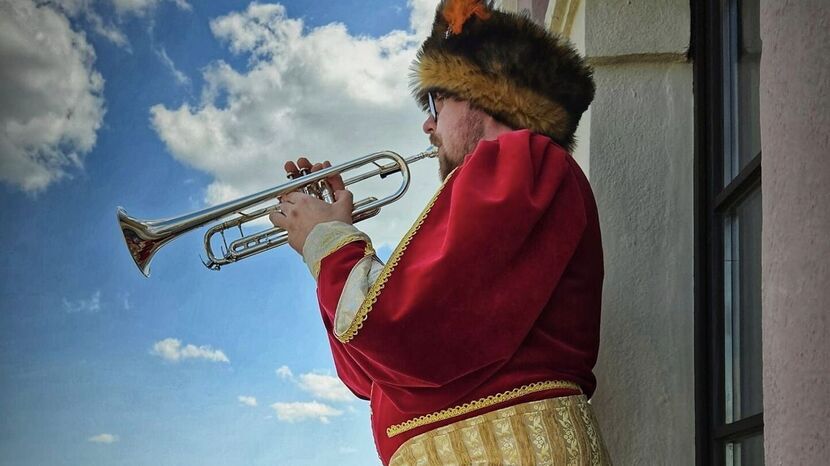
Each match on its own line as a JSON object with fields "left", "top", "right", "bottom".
{"left": 411, "top": 0, "right": 594, "bottom": 151}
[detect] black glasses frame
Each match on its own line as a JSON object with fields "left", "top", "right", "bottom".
{"left": 427, "top": 92, "right": 439, "bottom": 122}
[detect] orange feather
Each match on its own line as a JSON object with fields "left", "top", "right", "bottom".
{"left": 442, "top": 0, "right": 491, "bottom": 35}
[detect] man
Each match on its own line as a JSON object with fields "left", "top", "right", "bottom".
{"left": 271, "top": 1, "right": 611, "bottom": 464}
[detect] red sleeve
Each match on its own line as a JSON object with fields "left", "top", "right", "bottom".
{"left": 317, "top": 130, "right": 588, "bottom": 410}
{"left": 316, "top": 242, "right": 375, "bottom": 400}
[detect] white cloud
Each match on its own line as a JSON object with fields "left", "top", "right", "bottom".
{"left": 63, "top": 291, "right": 102, "bottom": 313}
{"left": 49, "top": 1, "right": 129, "bottom": 48}
{"left": 276, "top": 365, "right": 293, "bottom": 380}
{"left": 238, "top": 395, "right": 257, "bottom": 407}
{"left": 120, "top": 291, "right": 132, "bottom": 310}
{"left": 296, "top": 373, "right": 354, "bottom": 402}
{"left": 150, "top": 1, "right": 444, "bottom": 248}
{"left": 51, "top": 1, "right": 131, "bottom": 48}
{"left": 0, "top": 0, "right": 106, "bottom": 193}
{"left": 270, "top": 401, "right": 343, "bottom": 424}
{"left": 48, "top": 0, "right": 193, "bottom": 49}
{"left": 85, "top": 8, "right": 130, "bottom": 48}
{"left": 110, "top": 0, "right": 191, "bottom": 16}
{"left": 276, "top": 365, "right": 353, "bottom": 402}
{"left": 408, "top": 0, "right": 439, "bottom": 37}
{"left": 156, "top": 46, "right": 191, "bottom": 86}
{"left": 88, "top": 433, "right": 119, "bottom": 443}
{"left": 151, "top": 338, "right": 230, "bottom": 363}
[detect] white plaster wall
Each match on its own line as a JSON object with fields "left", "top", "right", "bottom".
{"left": 569, "top": 0, "right": 591, "bottom": 176}
{"left": 589, "top": 62, "right": 695, "bottom": 465}
{"left": 585, "top": 0, "right": 689, "bottom": 57}
{"left": 760, "top": 2, "right": 830, "bottom": 464}
{"left": 584, "top": 1, "right": 695, "bottom": 464}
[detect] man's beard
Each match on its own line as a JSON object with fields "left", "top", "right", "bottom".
{"left": 434, "top": 112, "right": 485, "bottom": 180}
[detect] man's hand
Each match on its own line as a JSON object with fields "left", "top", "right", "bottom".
{"left": 269, "top": 158, "right": 353, "bottom": 255}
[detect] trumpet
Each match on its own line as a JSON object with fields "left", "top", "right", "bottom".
{"left": 117, "top": 147, "right": 438, "bottom": 277}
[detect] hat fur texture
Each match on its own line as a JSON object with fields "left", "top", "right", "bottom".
{"left": 411, "top": 0, "right": 595, "bottom": 151}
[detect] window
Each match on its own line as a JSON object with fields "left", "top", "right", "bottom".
{"left": 694, "top": 0, "right": 763, "bottom": 465}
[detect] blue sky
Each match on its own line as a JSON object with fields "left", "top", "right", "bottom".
{"left": 0, "top": 1, "right": 441, "bottom": 464}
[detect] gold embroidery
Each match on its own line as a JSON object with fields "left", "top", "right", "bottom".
{"left": 523, "top": 410, "right": 553, "bottom": 464}
{"left": 555, "top": 400, "right": 580, "bottom": 465}
{"left": 460, "top": 424, "right": 487, "bottom": 462}
{"left": 390, "top": 395, "right": 612, "bottom": 466}
{"left": 578, "top": 399, "right": 609, "bottom": 466}
{"left": 335, "top": 168, "right": 460, "bottom": 343}
{"left": 408, "top": 441, "right": 427, "bottom": 466}
{"left": 386, "top": 380, "right": 582, "bottom": 437}
{"left": 363, "top": 242, "right": 375, "bottom": 258}
{"left": 492, "top": 417, "right": 518, "bottom": 463}
{"left": 432, "top": 433, "right": 456, "bottom": 464}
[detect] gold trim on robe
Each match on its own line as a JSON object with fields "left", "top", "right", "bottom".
{"left": 336, "top": 167, "right": 460, "bottom": 344}
{"left": 389, "top": 394, "right": 612, "bottom": 466}
{"left": 387, "top": 380, "right": 582, "bottom": 438}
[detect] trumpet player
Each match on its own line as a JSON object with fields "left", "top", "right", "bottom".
{"left": 270, "top": 1, "right": 611, "bottom": 464}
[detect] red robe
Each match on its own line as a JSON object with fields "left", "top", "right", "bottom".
{"left": 316, "top": 130, "right": 603, "bottom": 464}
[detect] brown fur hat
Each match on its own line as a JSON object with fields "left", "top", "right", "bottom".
{"left": 411, "top": 0, "right": 594, "bottom": 151}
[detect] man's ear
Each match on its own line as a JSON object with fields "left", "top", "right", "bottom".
{"left": 481, "top": 111, "right": 516, "bottom": 139}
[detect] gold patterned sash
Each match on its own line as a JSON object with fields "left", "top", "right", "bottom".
{"left": 389, "top": 395, "right": 612, "bottom": 466}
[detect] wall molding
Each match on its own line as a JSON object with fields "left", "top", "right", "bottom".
{"left": 587, "top": 52, "right": 689, "bottom": 67}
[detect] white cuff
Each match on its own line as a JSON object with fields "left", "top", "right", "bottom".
{"left": 302, "top": 221, "right": 373, "bottom": 280}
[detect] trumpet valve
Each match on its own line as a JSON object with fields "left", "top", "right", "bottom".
{"left": 318, "top": 179, "right": 335, "bottom": 203}
{"left": 295, "top": 168, "right": 320, "bottom": 197}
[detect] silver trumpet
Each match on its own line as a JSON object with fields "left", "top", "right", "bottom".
{"left": 117, "top": 147, "right": 438, "bottom": 277}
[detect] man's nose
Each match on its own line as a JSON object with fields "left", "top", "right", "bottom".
{"left": 422, "top": 115, "right": 436, "bottom": 134}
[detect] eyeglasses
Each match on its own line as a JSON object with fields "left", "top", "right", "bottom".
{"left": 427, "top": 92, "right": 439, "bottom": 122}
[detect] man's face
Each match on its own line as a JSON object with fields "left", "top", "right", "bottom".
{"left": 422, "top": 94, "right": 485, "bottom": 180}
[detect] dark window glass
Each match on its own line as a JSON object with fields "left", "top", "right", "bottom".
{"left": 723, "top": 188, "right": 763, "bottom": 422}
{"left": 725, "top": 434, "right": 764, "bottom": 466}
{"left": 723, "top": 0, "right": 762, "bottom": 185}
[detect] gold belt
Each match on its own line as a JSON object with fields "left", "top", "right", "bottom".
{"left": 389, "top": 394, "right": 612, "bottom": 466}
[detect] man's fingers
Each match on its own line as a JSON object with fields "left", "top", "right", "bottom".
{"left": 281, "top": 191, "right": 305, "bottom": 204}
{"left": 284, "top": 161, "right": 298, "bottom": 177}
{"left": 297, "top": 157, "right": 312, "bottom": 171}
{"left": 285, "top": 158, "right": 345, "bottom": 198}
{"left": 333, "top": 190, "right": 354, "bottom": 221}
{"left": 284, "top": 157, "right": 311, "bottom": 182}
{"left": 324, "top": 161, "right": 346, "bottom": 191}
{"left": 269, "top": 209, "right": 286, "bottom": 228}
{"left": 333, "top": 189, "right": 353, "bottom": 204}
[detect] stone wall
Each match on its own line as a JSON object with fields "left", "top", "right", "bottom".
{"left": 760, "top": 2, "right": 830, "bottom": 464}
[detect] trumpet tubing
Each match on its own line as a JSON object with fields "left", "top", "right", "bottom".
{"left": 117, "top": 147, "right": 437, "bottom": 277}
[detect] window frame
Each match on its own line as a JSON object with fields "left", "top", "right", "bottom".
{"left": 693, "top": 0, "right": 764, "bottom": 464}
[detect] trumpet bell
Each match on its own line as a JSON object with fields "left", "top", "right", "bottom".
{"left": 117, "top": 207, "right": 174, "bottom": 277}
